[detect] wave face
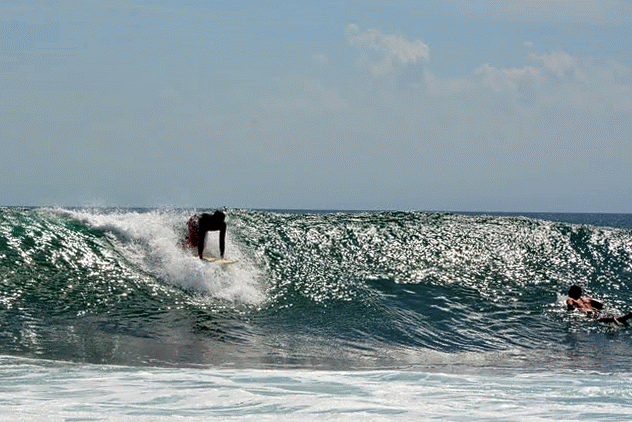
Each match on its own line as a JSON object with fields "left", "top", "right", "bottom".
{"left": 2, "top": 208, "right": 632, "bottom": 371}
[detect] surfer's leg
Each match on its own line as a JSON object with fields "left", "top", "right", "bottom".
{"left": 614, "top": 311, "right": 632, "bottom": 325}
{"left": 186, "top": 217, "right": 199, "bottom": 247}
{"left": 597, "top": 315, "right": 617, "bottom": 324}
{"left": 597, "top": 313, "right": 631, "bottom": 326}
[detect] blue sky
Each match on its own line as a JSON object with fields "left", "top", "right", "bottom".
{"left": 2, "top": 0, "right": 632, "bottom": 211}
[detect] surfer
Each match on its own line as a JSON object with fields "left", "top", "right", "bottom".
{"left": 184, "top": 211, "right": 226, "bottom": 259}
{"left": 566, "top": 285, "right": 632, "bottom": 326}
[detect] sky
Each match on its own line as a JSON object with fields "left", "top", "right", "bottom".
{"left": 1, "top": 0, "right": 632, "bottom": 212}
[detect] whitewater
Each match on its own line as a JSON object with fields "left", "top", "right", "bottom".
{"left": 2, "top": 207, "right": 632, "bottom": 420}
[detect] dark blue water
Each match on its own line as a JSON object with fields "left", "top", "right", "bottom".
{"left": 1, "top": 207, "right": 632, "bottom": 372}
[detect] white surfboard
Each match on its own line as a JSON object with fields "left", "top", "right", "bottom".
{"left": 202, "top": 256, "right": 239, "bottom": 265}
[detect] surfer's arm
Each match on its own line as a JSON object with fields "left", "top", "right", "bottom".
{"left": 219, "top": 223, "right": 226, "bottom": 258}
{"left": 590, "top": 298, "right": 604, "bottom": 310}
{"left": 566, "top": 298, "right": 588, "bottom": 313}
{"left": 197, "top": 228, "right": 206, "bottom": 259}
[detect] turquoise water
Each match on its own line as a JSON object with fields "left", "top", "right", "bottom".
{"left": 2, "top": 208, "right": 632, "bottom": 419}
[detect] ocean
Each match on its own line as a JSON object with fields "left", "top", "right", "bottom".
{"left": 2, "top": 207, "right": 632, "bottom": 420}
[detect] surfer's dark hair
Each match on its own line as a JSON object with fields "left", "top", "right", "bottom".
{"left": 213, "top": 210, "right": 225, "bottom": 221}
{"left": 568, "top": 285, "right": 582, "bottom": 300}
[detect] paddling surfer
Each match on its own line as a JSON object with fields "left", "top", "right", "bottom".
{"left": 184, "top": 211, "right": 226, "bottom": 259}
{"left": 566, "top": 285, "right": 632, "bottom": 326}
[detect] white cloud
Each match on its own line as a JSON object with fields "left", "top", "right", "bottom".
{"left": 346, "top": 24, "right": 429, "bottom": 76}
{"left": 474, "top": 63, "right": 542, "bottom": 93}
{"left": 433, "top": 47, "right": 631, "bottom": 115}
{"left": 340, "top": 21, "right": 632, "bottom": 119}
{"left": 528, "top": 51, "right": 579, "bottom": 79}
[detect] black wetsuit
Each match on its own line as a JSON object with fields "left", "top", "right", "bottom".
{"left": 186, "top": 211, "right": 226, "bottom": 259}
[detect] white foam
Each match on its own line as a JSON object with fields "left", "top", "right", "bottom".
{"left": 2, "top": 356, "right": 632, "bottom": 421}
{"left": 65, "top": 209, "right": 265, "bottom": 304}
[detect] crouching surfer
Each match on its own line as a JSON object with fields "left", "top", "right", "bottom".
{"left": 566, "top": 285, "right": 632, "bottom": 326}
{"left": 183, "top": 211, "right": 226, "bottom": 259}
